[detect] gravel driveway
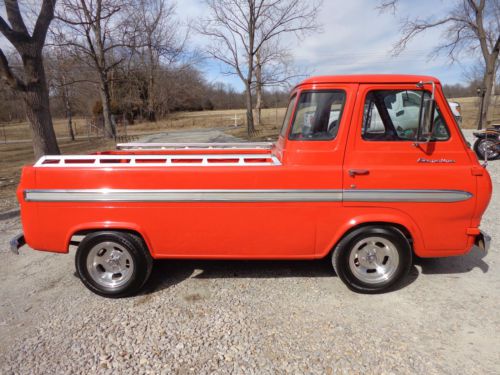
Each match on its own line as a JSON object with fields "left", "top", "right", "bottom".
{"left": 137, "top": 129, "right": 243, "bottom": 143}
{"left": 1, "top": 131, "right": 499, "bottom": 374}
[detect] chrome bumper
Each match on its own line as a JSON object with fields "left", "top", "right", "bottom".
{"left": 475, "top": 231, "right": 491, "bottom": 254}
{"left": 10, "top": 233, "right": 25, "bottom": 255}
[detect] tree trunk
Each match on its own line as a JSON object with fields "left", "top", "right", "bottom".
{"left": 65, "top": 97, "right": 75, "bottom": 141}
{"left": 147, "top": 73, "right": 156, "bottom": 122}
{"left": 490, "top": 62, "right": 498, "bottom": 114}
{"left": 245, "top": 82, "right": 255, "bottom": 136}
{"left": 255, "top": 51, "right": 262, "bottom": 127}
{"left": 147, "top": 44, "right": 156, "bottom": 122}
{"left": 99, "top": 74, "right": 116, "bottom": 139}
{"left": 0, "top": 0, "right": 58, "bottom": 160}
{"left": 23, "top": 56, "right": 60, "bottom": 159}
{"left": 481, "top": 57, "right": 497, "bottom": 127}
{"left": 255, "top": 92, "right": 262, "bottom": 128}
{"left": 61, "top": 75, "right": 75, "bottom": 141}
{"left": 492, "top": 74, "right": 496, "bottom": 97}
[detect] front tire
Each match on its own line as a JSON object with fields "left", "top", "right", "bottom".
{"left": 75, "top": 231, "right": 153, "bottom": 298}
{"left": 332, "top": 226, "right": 412, "bottom": 293}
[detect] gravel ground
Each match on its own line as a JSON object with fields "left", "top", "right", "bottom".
{"left": 0, "top": 131, "right": 499, "bottom": 374}
{"left": 137, "top": 129, "right": 243, "bottom": 143}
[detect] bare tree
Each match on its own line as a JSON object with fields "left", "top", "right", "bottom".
{"left": 0, "top": 0, "right": 60, "bottom": 158}
{"left": 198, "top": 0, "right": 321, "bottom": 136}
{"left": 55, "top": 0, "right": 132, "bottom": 138}
{"left": 380, "top": 0, "right": 500, "bottom": 128}
{"left": 46, "top": 49, "right": 79, "bottom": 141}
{"left": 129, "top": 0, "right": 187, "bottom": 121}
{"left": 254, "top": 38, "right": 306, "bottom": 126}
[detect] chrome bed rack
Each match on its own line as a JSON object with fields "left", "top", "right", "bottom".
{"left": 34, "top": 154, "right": 281, "bottom": 167}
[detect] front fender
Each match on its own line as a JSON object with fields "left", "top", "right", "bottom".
{"left": 317, "top": 207, "right": 426, "bottom": 258}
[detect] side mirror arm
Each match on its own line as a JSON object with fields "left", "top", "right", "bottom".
{"left": 415, "top": 81, "right": 437, "bottom": 144}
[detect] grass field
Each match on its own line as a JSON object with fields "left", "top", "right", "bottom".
{"left": 449, "top": 95, "right": 500, "bottom": 129}
{"left": 0, "top": 97, "right": 498, "bottom": 211}
{"left": 0, "top": 107, "right": 286, "bottom": 143}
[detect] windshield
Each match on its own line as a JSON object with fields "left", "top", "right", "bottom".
{"left": 280, "top": 95, "right": 297, "bottom": 137}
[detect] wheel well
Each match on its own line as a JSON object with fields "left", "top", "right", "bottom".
{"left": 331, "top": 222, "right": 413, "bottom": 255}
{"left": 69, "top": 229, "right": 148, "bottom": 249}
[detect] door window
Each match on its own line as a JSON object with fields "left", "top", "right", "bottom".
{"left": 289, "top": 91, "right": 346, "bottom": 140}
{"left": 362, "top": 90, "right": 450, "bottom": 141}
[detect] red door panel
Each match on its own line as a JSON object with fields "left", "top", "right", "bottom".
{"left": 343, "top": 83, "right": 475, "bottom": 256}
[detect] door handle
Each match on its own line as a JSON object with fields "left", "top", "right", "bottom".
{"left": 349, "top": 169, "right": 369, "bottom": 177}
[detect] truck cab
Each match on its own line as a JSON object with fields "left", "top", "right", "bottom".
{"left": 13, "top": 75, "right": 492, "bottom": 297}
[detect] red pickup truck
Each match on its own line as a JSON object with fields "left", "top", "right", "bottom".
{"left": 12, "top": 75, "right": 492, "bottom": 297}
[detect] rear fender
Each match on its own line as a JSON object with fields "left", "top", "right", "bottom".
{"left": 65, "top": 221, "right": 154, "bottom": 256}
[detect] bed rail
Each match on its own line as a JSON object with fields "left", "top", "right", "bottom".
{"left": 34, "top": 154, "right": 281, "bottom": 167}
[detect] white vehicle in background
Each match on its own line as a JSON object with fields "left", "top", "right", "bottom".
{"left": 365, "top": 91, "right": 463, "bottom": 136}
{"left": 448, "top": 101, "right": 463, "bottom": 125}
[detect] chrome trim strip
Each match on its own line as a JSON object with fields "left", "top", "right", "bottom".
{"left": 343, "top": 189, "right": 472, "bottom": 203}
{"left": 24, "top": 189, "right": 343, "bottom": 203}
{"left": 116, "top": 142, "right": 274, "bottom": 150}
{"left": 24, "top": 189, "right": 473, "bottom": 203}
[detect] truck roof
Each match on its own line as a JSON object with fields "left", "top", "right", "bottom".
{"left": 297, "top": 74, "right": 441, "bottom": 87}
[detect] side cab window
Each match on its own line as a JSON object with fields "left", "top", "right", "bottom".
{"left": 362, "top": 90, "right": 450, "bottom": 141}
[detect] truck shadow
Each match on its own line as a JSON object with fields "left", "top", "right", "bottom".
{"left": 143, "top": 246, "right": 489, "bottom": 295}
{"left": 143, "top": 259, "right": 420, "bottom": 295}
{"left": 143, "top": 259, "right": 334, "bottom": 295}
{"left": 414, "top": 246, "right": 489, "bottom": 275}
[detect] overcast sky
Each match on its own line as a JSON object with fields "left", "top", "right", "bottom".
{"left": 181, "top": 0, "right": 478, "bottom": 90}
{"left": 0, "top": 0, "right": 480, "bottom": 91}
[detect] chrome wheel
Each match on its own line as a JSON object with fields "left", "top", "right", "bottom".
{"left": 348, "top": 236, "right": 399, "bottom": 284}
{"left": 479, "top": 139, "right": 499, "bottom": 159}
{"left": 86, "top": 241, "right": 135, "bottom": 289}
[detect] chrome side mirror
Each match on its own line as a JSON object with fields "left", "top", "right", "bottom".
{"left": 416, "top": 81, "right": 436, "bottom": 143}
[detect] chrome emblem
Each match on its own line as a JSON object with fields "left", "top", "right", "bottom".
{"left": 417, "top": 158, "right": 456, "bottom": 163}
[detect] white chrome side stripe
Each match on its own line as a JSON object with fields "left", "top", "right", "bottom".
{"left": 24, "top": 189, "right": 343, "bottom": 202}
{"left": 343, "top": 189, "right": 472, "bottom": 203}
{"left": 24, "top": 189, "right": 472, "bottom": 203}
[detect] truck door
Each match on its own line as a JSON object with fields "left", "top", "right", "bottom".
{"left": 343, "top": 83, "right": 476, "bottom": 254}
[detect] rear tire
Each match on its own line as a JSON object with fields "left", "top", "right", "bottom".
{"left": 332, "top": 226, "right": 412, "bottom": 293}
{"left": 75, "top": 231, "right": 153, "bottom": 298}
{"left": 474, "top": 138, "right": 499, "bottom": 160}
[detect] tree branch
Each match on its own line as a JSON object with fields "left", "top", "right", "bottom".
{"left": 0, "top": 15, "right": 30, "bottom": 45}
{"left": 0, "top": 48, "right": 26, "bottom": 91}
{"left": 377, "top": 0, "right": 398, "bottom": 14}
{"left": 494, "top": 35, "right": 500, "bottom": 53}
{"left": 33, "top": 0, "right": 57, "bottom": 44}
{"left": 5, "top": 0, "right": 29, "bottom": 36}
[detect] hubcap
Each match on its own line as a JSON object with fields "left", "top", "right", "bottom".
{"left": 86, "top": 241, "right": 134, "bottom": 289}
{"left": 348, "top": 236, "right": 399, "bottom": 284}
